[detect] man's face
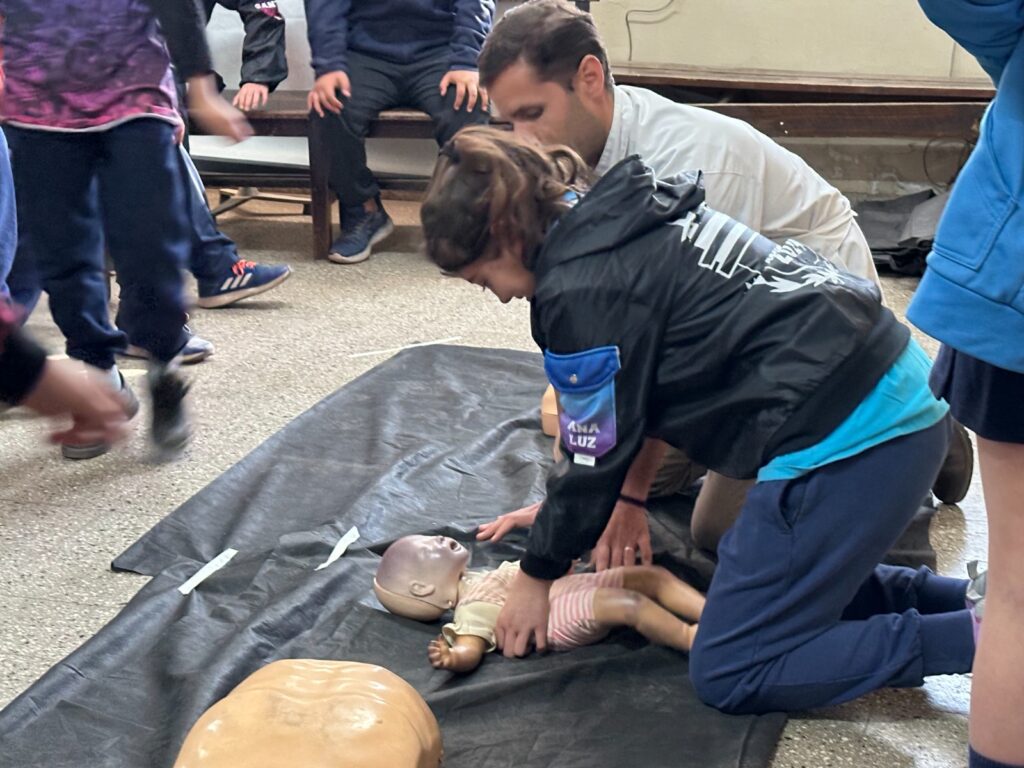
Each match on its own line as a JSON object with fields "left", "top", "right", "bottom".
{"left": 488, "top": 60, "right": 606, "bottom": 165}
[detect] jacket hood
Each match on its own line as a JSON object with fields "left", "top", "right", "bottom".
{"left": 536, "top": 155, "right": 706, "bottom": 275}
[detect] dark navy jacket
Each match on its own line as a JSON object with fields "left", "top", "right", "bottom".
{"left": 304, "top": 0, "right": 494, "bottom": 77}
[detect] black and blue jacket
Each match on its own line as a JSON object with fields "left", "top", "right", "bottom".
{"left": 204, "top": 0, "right": 288, "bottom": 91}
{"left": 524, "top": 157, "right": 909, "bottom": 580}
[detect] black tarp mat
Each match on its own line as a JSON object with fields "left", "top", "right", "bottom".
{"left": 855, "top": 190, "right": 950, "bottom": 276}
{"left": 0, "top": 346, "right": 785, "bottom": 768}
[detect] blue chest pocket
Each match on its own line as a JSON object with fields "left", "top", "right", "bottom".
{"left": 543, "top": 346, "right": 621, "bottom": 459}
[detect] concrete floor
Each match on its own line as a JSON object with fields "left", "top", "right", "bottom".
{"left": 0, "top": 197, "right": 987, "bottom": 767}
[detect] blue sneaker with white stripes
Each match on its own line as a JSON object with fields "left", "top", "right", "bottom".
{"left": 197, "top": 260, "right": 291, "bottom": 309}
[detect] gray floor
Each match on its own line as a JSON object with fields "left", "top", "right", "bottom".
{"left": 0, "top": 198, "right": 987, "bottom": 767}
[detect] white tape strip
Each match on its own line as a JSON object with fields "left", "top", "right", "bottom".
{"left": 178, "top": 548, "right": 239, "bottom": 595}
{"left": 315, "top": 526, "right": 360, "bottom": 571}
{"left": 347, "top": 337, "right": 462, "bottom": 359}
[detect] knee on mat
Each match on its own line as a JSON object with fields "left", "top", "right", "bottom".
{"left": 689, "top": 639, "right": 770, "bottom": 715}
{"left": 689, "top": 642, "right": 739, "bottom": 713}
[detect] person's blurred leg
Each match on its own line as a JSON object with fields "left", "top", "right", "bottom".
{"left": 0, "top": 129, "right": 16, "bottom": 303}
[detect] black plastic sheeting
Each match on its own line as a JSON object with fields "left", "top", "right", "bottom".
{"left": 0, "top": 346, "right": 785, "bottom": 768}
{"left": 856, "top": 190, "right": 950, "bottom": 276}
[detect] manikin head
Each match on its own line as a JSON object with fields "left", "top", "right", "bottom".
{"left": 480, "top": 0, "right": 615, "bottom": 166}
{"left": 374, "top": 535, "right": 472, "bottom": 621}
{"left": 420, "top": 126, "right": 589, "bottom": 303}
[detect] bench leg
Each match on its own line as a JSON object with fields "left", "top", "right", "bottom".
{"left": 308, "top": 118, "right": 333, "bottom": 261}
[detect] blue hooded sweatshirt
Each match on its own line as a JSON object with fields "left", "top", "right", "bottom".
{"left": 907, "top": 0, "right": 1024, "bottom": 373}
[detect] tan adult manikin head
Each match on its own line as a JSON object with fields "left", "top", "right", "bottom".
{"left": 172, "top": 659, "right": 443, "bottom": 768}
{"left": 374, "top": 535, "right": 471, "bottom": 621}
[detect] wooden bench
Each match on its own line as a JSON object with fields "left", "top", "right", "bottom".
{"left": 199, "top": 76, "right": 991, "bottom": 260}
{"left": 198, "top": 91, "right": 438, "bottom": 260}
{"left": 614, "top": 62, "right": 995, "bottom": 101}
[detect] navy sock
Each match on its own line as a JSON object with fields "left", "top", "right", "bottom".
{"left": 970, "top": 746, "right": 1024, "bottom": 768}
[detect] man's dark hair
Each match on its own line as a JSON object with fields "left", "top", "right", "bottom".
{"left": 479, "top": 0, "right": 613, "bottom": 91}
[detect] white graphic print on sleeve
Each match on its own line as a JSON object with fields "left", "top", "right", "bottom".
{"left": 674, "top": 205, "right": 850, "bottom": 292}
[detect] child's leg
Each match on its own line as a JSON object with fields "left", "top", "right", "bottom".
{"left": 621, "top": 565, "right": 705, "bottom": 622}
{"left": 689, "top": 417, "right": 975, "bottom": 715}
{"left": 0, "top": 129, "right": 16, "bottom": 301}
{"left": 403, "top": 49, "right": 490, "bottom": 147}
{"left": 96, "top": 121, "right": 189, "bottom": 363}
{"left": 4, "top": 128, "right": 125, "bottom": 368}
{"left": 970, "top": 437, "right": 1024, "bottom": 765}
{"left": 317, "top": 51, "right": 400, "bottom": 210}
{"left": 592, "top": 588, "right": 697, "bottom": 652}
{"left": 176, "top": 146, "right": 239, "bottom": 279}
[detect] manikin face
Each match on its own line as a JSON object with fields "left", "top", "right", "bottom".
{"left": 488, "top": 57, "right": 611, "bottom": 167}
{"left": 376, "top": 535, "right": 471, "bottom": 613}
{"left": 457, "top": 246, "right": 536, "bottom": 304}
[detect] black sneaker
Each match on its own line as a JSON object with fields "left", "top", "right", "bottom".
{"left": 148, "top": 365, "right": 192, "bottom": 459}
{"left": 933, "top": 419, "right": 974, "bottom": 504}
{"left": 61, "top": 371, "right": 140, "bottom": 460}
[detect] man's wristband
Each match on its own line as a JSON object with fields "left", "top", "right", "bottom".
{"left": 618, "top": 493, "right": 648, "bottom": 510}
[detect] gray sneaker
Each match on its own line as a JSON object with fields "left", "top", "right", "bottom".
{"left": 61, "top": 372, "right": 140, "bottom": 460}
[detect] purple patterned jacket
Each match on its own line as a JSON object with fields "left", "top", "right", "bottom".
{"left": 0, "top": 0, "right": 180, "bottom": 131}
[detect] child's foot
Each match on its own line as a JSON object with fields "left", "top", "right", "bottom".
{"left": 148, "top": 364, "right": 192, "bottom": 460}
{"left": 61, "top": 370, "right": 140, "bottom": 460}
{"left": 328, "top": 205, "right": 394, "bottom": 264}
{"left": 123, "top": 326, "right": 214, "bottom": 365}
{"left": 196, "top": 260, "right": 292, "bottom": 309}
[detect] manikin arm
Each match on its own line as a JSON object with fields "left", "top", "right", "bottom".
{"left": 428, "top": 634, "right": 488, "bottom": 673}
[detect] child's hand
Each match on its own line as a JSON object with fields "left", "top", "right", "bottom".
{"left": 308, "top": 71, "right": 351, "bottom": 117}
{"left": 428, "top": 636, "right": 456, "bottom": 670}
{"left": 476, "top": 501, "right": 541, "bottom": 542}
{"left": 20, "top": 358, "right": 134, "bottom": 447}
{"left": 233, "top": 83, "right": 270, "bottom": 112}
{"left": 439, "top": 69, "right": 488, "bottom": 113}
{"left": 187, "top": 75, "right": 253, "bottom": 143}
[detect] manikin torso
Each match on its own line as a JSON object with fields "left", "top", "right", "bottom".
{"left": 173, "top": 659, "right": 443, "bottom": 768}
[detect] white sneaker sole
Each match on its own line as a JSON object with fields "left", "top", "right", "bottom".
{"left": 328, "top": 219, "right": 395, "bottom": 264}
{"left": 122, "top": 344, "right": 214, "bottom": 366}
{"left": 62, "top": 379, "right": 140, "bottom": 460}
{"left": 196, "top": 267, "right": 293, "bottom": 309}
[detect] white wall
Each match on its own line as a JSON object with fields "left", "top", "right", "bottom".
{"left": 594, "top": 0, "right": 987, "bottom": 79}
{"left": 206, "top": 0, "right": 988, "bottom": 88}
{"left": 199, "top": 1, "right": 988, "bottom": 189}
